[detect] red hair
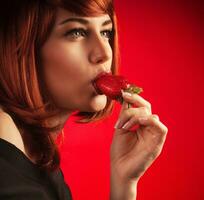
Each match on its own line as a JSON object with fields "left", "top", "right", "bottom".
{"left": 0, "top": 0, "right": 119, "bottom": 171}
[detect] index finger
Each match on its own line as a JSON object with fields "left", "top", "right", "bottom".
{"left": 121, "top": 91, "right": 152, "bottom": 111}
{"left": 119, "top": 100, "right": 129, "bottom": 115}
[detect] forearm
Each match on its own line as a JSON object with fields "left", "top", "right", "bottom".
{"left": 110, "top": 167, "right": 138, "bottom": 200}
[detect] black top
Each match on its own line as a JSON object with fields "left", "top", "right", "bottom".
{"left": 0, "top": 138, "right": 72, "bottom": 200}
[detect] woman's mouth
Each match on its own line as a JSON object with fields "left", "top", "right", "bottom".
{"left": 91, "top": 71, "right": 112, "bottom": 95}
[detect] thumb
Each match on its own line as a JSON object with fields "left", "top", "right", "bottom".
{"left": 119, "top": 100, "right": 129, "bottom": 115}
{"left": 121, "top": 89, "right": 133, "bottom": 108}
{"left": 119, "top": 94, "right": 133, "bottom": 115}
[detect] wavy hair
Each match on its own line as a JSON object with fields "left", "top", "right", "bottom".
{"left": 0, "top": 0, "right": 119, "bottom": 171}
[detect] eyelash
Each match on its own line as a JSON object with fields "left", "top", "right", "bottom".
{"left": 64, "top": 28, "right": 113, "bottom": 40}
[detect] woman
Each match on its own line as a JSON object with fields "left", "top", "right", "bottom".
{"left": 0, "top": 0, "right": 168, "bottom": 199}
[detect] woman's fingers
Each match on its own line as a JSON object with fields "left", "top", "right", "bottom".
{"left": 117, "top": 114, "right": 168, "bottom": 139}
{"left": 115, "top": 91, "right": 165, "bottom": 133}
{"left": 117, "top": 114, "right": 162, "bottom": 131}
{"left": 115, "top": 106, "right": 151, "bottom": 129}
{"left": 120, "top": 116, "right": 139, "bottom": 130}
{"left": 152, "top": 114, "right": 159, "bottom": 120}
{"left": 138, "top": 115, "right": 168, "bottom": 135}
{"left": 120, "top": 100, "right": 129, "bottom": 114}
{"left": 122, "top": 91, "right": 152, "bottom": 112}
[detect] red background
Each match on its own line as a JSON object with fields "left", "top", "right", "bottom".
{"left": 60, "top": 1, "right": 204, "bottom": 199}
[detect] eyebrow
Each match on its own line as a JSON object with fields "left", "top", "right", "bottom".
{"left": 58, "top": 17, "right": 112, "bottom": 26}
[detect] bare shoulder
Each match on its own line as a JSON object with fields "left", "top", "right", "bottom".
{"left": 0, "top": 110, "right": 25, "bottom": 152}
{"left": 0, "top": 111, "right": 19, "bottom": 135}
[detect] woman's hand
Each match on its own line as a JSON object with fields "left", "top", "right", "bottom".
{"left": 110, "top": 91, "right": 168, "bottom": 184}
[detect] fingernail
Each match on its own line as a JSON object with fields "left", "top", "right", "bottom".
{"left": 114, "top": 119, "right": 121, "bottom": 129}
{"left": 122, "top": 91, "right": 132, "bottom": 97}
{"left": 122, "top": 121, "right": 131, "bottom": 130}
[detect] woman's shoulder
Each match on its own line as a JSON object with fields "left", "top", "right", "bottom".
{"left": 0, "top": 108, "right": 26, "bottom": 154}
{"left": 0, "top": 110, "right": 16, "bottom": 137}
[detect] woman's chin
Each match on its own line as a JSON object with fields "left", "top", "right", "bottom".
{"left": 88, "top": 94, "right": 107, "bottom": 112}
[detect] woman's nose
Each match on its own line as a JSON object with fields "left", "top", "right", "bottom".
{"left": 88, "top": 35, "right": 112, "bottom": 65}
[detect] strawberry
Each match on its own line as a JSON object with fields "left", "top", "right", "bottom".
{"left": 92, "top": 73, "right": 143, "bottom": 104}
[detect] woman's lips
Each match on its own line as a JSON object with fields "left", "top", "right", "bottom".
{"left": 91, "top": 72, "right": 143, "bottom": 101}
{"left": 92, "top": 71, "right": 112, "bottom": 83}
{"left": 91, "top": 72, "right": 112, "bottom": 95}
{"left": 89, "top": 82, "right": 100, "bottom": 96}
{"left": 91, "top": 84, "right": 104, "bottom": 96}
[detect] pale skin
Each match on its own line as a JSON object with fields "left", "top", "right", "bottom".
{"left": 0, "top": 8, "right": 168, "bottom": 200}
{"left": 110, "top": 92, "right": 168, "bottom": 199}
{"left": 41, "top": 8, "right": 113, "bottom": 113}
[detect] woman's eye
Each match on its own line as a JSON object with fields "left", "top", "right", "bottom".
{"left": 64, "top": 28, "right": 113, "bottom": 40}
{"left": 64, "top": 28, "right": 87, "bottom": 39}
{"left": 101, "top": 29, "right": 113, "bottom": 40}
